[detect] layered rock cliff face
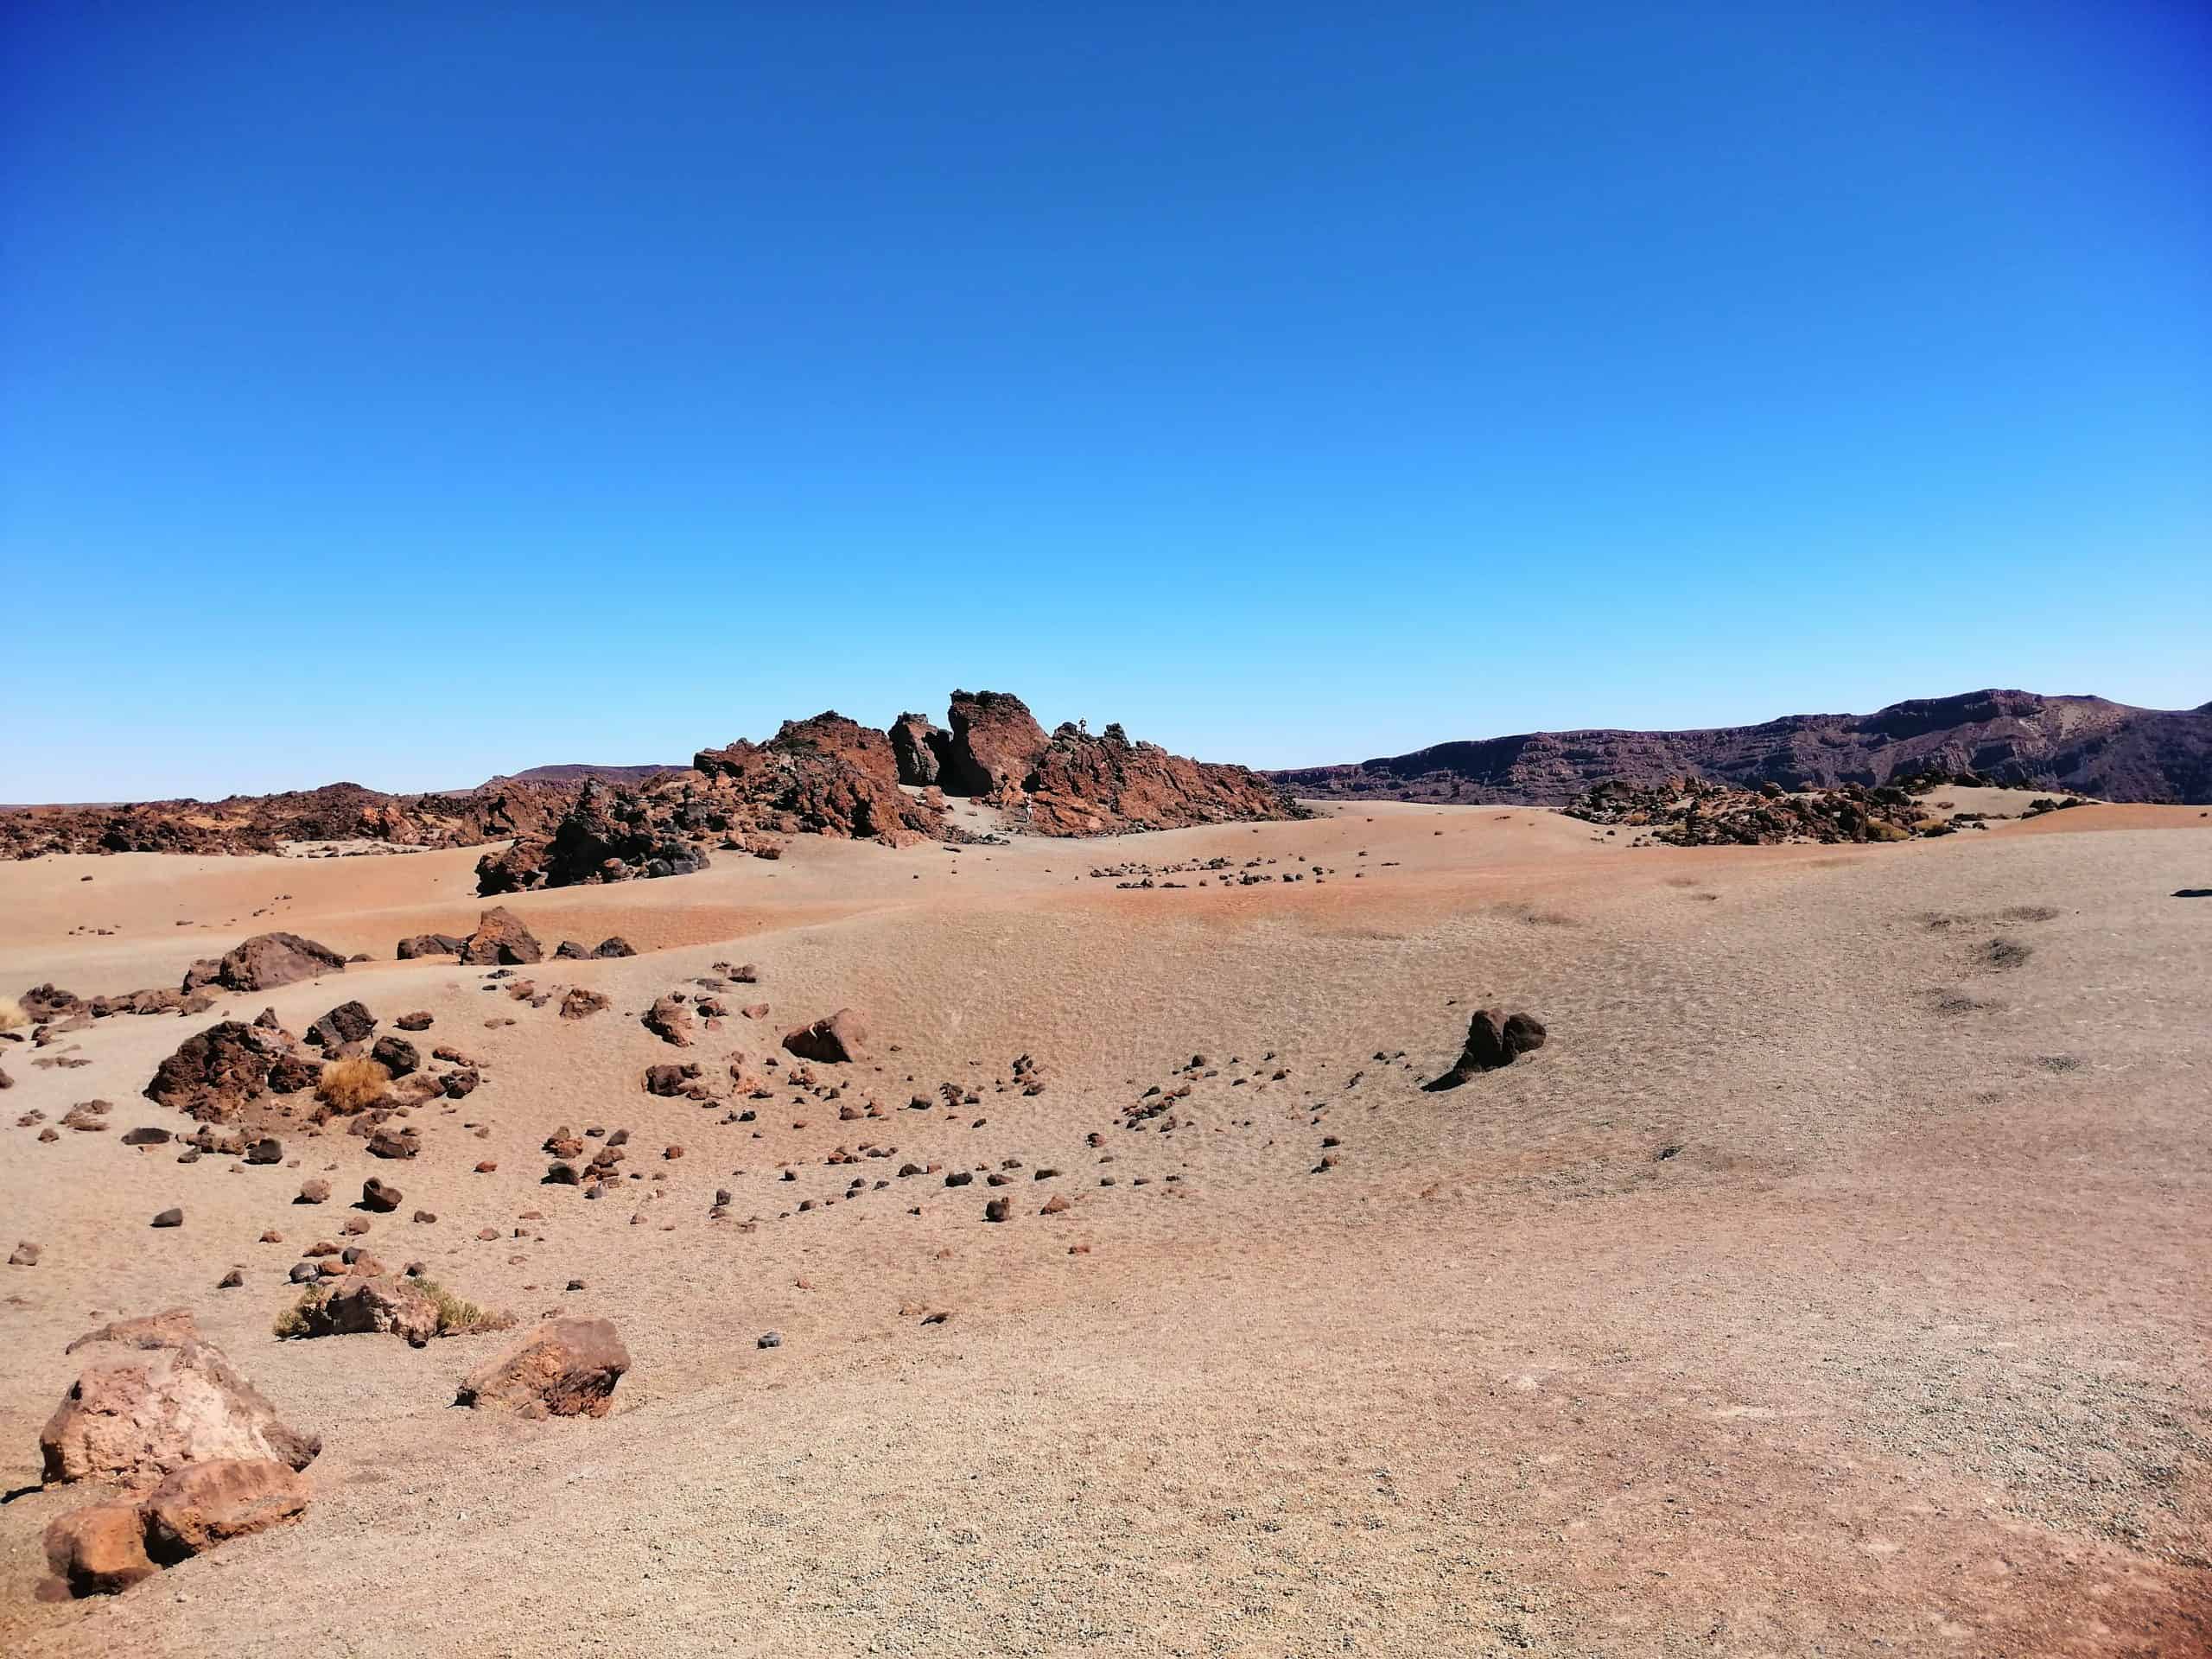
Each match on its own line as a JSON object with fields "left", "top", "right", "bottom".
{"left": 1273, "top": 692, "right": 2212, "bottom": 806}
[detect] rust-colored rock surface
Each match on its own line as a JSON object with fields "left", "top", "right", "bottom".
{"left": 943, "top": 690, "right": 1050, "bottom": 798}
{"left": 455, "top": 1318, "right": 630, "bottom": 1418}
{"left": 43, "top": 1503, "right": 157, "bottom": 1597}
{"left": 41, "top": 1312, "right": 320, "bottom": 1489}
{"left": 1020, "top": 722, "right": 1304, "bottom": 836}
{"left": 459, "top": 906, "right": 543, "bottom": 965}
{"left": 140, "top": 1458, "right": 310, "bottom": 1561}
{"left": 782, "top": 1008, "right": 868, "bottom": 1064}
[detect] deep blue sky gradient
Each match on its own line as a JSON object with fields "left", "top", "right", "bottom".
{"left": 3, "top": 3, "right": 2207, "bottom": 798}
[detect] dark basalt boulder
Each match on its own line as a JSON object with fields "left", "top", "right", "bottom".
{"left": 1424, "top": 1008, "right": 1548, "bottom": 1090}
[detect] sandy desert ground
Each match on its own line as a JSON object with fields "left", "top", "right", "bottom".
{"left": 1, "top": 798, "right": 2206, "bottom": 1656}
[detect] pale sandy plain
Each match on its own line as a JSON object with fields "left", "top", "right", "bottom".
{"left": 0, "top": 797, "right": 2207, "bottom": 1657}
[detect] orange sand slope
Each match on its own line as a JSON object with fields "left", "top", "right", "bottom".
{"left": 1, "top": 800, "right": 2207, "bottom": 1656}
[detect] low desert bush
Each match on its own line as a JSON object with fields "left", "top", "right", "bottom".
{"left": 0, "top": 995, "right": 27, "bottom": 1032}
{"left": 272, "top": 1292, "right": 315, "bottom": 1339}
{"left": 315, "top": 1056, "right": 391, "bottom": 1113}
{"left": 416, "top": 1277, "right": 516, "bottom": 1338}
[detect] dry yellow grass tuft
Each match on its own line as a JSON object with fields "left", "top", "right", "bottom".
{"left": 315, "top": 1056, "right": 392, "bottom": 1113}
{"left": 417, "top": 1277, "right": 517, "bottom": 1337}
{"left": 0, "top": 994, "right": 27, "bottom": 1032}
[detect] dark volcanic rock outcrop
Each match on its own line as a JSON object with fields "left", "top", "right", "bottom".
{"left": 143, "top": 1022, "right": 313, "bottom": 1123}
{"left": 1272, "top": 690, "right": 2212, "bottom": 806}
{"left": 477, "top": 779, "right": 710, "bottom": 894}
{"left": 1425, "top": 1009, "right": 1548, "bottom": 1090}
{"left": 888, "top": 713, "right": 950, "bottom": 786}
{"left": 943, "top": 690, "right": 1050, "bottom": 798}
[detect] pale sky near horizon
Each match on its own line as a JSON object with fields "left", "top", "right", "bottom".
{"left": 3, "top": 3, "right": 2207, "bottom": 800}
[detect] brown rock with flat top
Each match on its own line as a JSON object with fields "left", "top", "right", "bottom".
{"left": 141, "top": 1459, "right": 309, "bottom": 1561}
{"left": 782, "top": 1008, "right": 868, "bottom": 1065}
{"left": 41, "top": 1311, "right": 320, "bottom": 1488}
{"left": 197, "top": 932, "right": 346, "bottom": 993}
{"left": 560, "top": 988, "right": 610, "bottom": 1020}
{"left": 455, "top": 1318, "right": 629, "bottom": 1418}
{"left": 459, "top": 907, "right": 543, "bottom": 965}
{"left": 43, "top": 1503, "right": 157, "bottom": 1596}
{"left": 1424, "top": 1008, "right": 1548, "bottom": 1090}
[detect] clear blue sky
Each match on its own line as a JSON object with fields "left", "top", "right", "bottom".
{"left": 3, "top": 3, "right": 2206, "bottom": 799}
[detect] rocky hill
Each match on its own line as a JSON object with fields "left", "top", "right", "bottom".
{"left": 480, "top": 693, "right": 1306, "bottom": 893}
{"left": 1274, "top": 690, "right": 2212, "bottom": 806}
{"left": 0, "top": 781, "right": 580, "bottom": 861}
{"left": 475, "top": 764, "right": 683, "bottom": 788}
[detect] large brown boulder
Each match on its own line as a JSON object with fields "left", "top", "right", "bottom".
{"left": 43, "top": 1503, "right": 157, "bottom": 1596}
{"left": 41, "top": 1312, "right": 319, "bottom": 1489}
{"left": 459, "top": 906, "right": 543, "bottom": 964}
{"left": 782, "top": 1008, "right": 868, "bottom": 1064}
{"left": 943, "top": 690, "right": 1049, "bottom": 797}
{"left": 140, "top": 1459, "right": 309, "bottom": 1562}
{"left": 143, "top": 1020, "right": 305, "bottom": 1123}
{"left": 198, "top": 932, "right": 346, "bottom": 994}
{"left": 1021, "top": 721, "right": 1306, "bottom": 836}
{"left": 285, "top": 1275, "right": 438, "bottom": 1347}
{"left": 888, "top": 712, "right": 950, "bottom": 786}
{"left": 455, "top": 1318, "right": 629, "bottom": 1418}
{"left": 1424, "top": 1008, "right": 1548, "bottom": 1090}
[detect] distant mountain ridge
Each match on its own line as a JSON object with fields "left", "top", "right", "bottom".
{"left": 1271, "top": 690, "right": 2212, "bottom": 806}
{"left": 473, "top": 763, "right": 684, "bottom": 790}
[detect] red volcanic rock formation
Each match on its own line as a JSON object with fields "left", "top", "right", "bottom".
{"left": 942, "top": 690, "right": 1050, "bottom": 798}
{"left": 1020, "top": 722, "right": 1305, "bottom": 836}
{"left": 694, "top": 711, "right": 943, "bottom": 844}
